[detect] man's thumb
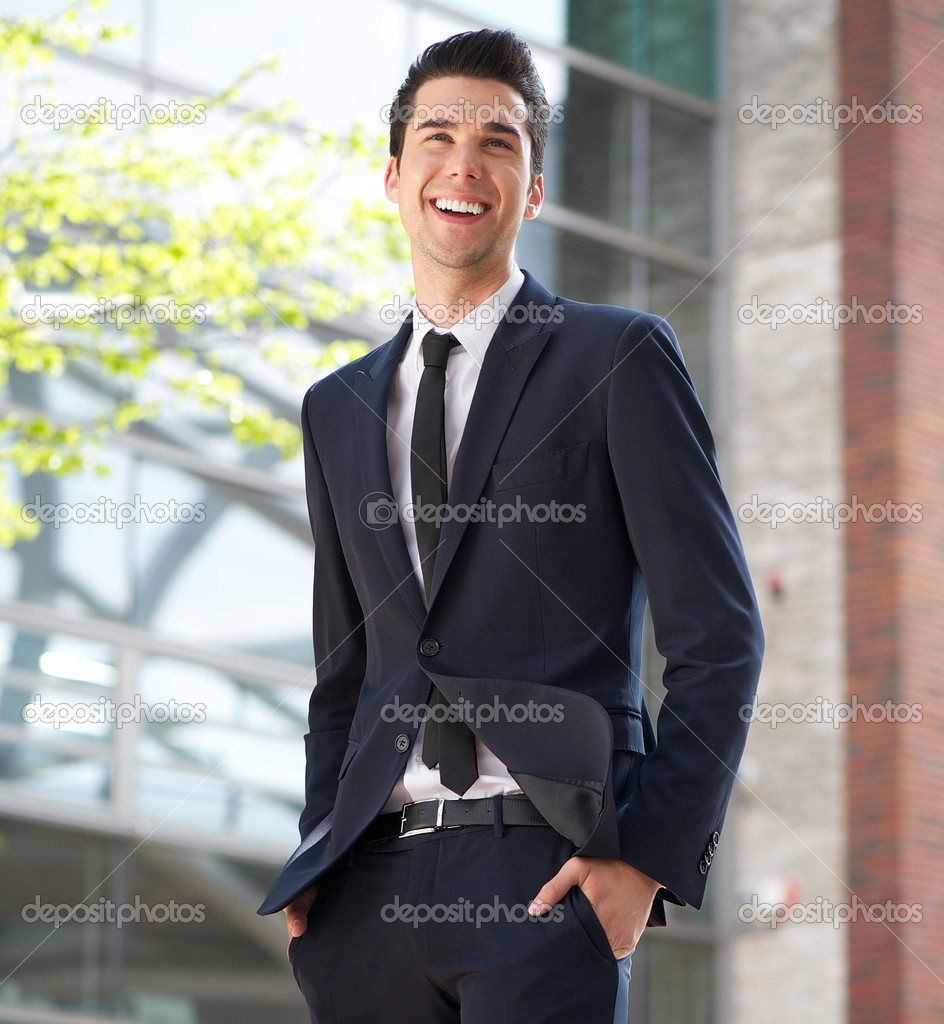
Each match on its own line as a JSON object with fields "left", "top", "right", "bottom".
{"left": 528, "top": 857, "right": 582, "bottom": 917}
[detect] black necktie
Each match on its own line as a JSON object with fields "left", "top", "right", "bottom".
{"left": 411, "top": 330, "right": 478, "bottom": 795}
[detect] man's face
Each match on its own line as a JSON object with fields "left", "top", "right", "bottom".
{"left": 384, "top": 75, "right": 544, "bottom": 275}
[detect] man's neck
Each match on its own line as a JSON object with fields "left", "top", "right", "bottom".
{"left": 413, "top": 260, "right": 515, "bottom": 329}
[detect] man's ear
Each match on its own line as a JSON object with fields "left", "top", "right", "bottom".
{"left": 524, "top": 173, "right": 544, "bottom": 220}
{"left": 384, "top": 156, "right": 400, "bottom": 204}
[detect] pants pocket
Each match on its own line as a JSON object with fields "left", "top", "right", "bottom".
{"left": 567, "top": 884, "right": 629, "bottom": 965}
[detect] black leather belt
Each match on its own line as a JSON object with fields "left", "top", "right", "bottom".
{"left": 359, "top": 795, "right": 549, "bottom": 844}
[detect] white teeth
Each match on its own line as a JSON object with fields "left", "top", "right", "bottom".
{"left": 435, "top": 198, "right": 485, "bottom": 215}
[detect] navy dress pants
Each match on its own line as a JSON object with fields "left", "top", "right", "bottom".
{"left": 289, "top": 821, "right": 633, "bottom": 1024}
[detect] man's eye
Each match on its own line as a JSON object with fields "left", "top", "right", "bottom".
{"left": 486, "top": 138, "right": 512, "bottom": 148}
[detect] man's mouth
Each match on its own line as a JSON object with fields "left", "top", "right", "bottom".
{"left": 432, "top": 197, "right": 489, "bottom": 217}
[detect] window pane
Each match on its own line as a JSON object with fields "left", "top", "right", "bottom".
{"left": 650, "top": 102, "right": 712, "bottom": 256}
{"left": 650, "top": 0, "right": 716, "bottom": 98}
{"left": 566, "top": 0, "right": 716, "bottom": 100}
{"left": 560, "top": 69, "right": 634, "bottom": 230}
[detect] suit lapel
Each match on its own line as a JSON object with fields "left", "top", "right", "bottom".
{"left": 354, "top": 315, "right": 427, "bottom": 626}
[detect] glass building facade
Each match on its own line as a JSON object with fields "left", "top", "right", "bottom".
{"left": 0, "top": 1, "right": 725, "bottom": 1021}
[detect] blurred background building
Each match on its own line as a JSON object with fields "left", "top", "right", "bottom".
{"left": 0, "top": 0, "right": 940, "bottom": 1022}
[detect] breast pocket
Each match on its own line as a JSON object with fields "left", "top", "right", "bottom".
{"left": 490, "top": 442, "right": 589, "bottom": 492}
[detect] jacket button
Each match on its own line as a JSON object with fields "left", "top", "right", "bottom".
{"left": 394, "top": 734, "right": 410, "bottom": 753}
{"left": 711, "top": 831, "right": 720, "bottom": 846}
{"left": 420, "top": 638, "right": 440, "bottom": 657}
{"left": 698, "top": 858, "right": 709, "bottom": 875}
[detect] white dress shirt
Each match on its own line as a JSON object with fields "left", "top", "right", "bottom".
{"left": 381, "top": 265, "right": 526, "bottom": 812}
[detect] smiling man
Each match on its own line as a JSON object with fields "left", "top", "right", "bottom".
{"left": 259, "top": 27, "right": 764, "bottom": 1024}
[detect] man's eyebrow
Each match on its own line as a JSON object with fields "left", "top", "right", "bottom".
{"left": 479, "top": 120, "right": 522, "bottom": 139}
{"left": 415, "top": 118, "right": 456, "bottom": 132}
{"left": 414, "top": 117, "right": 523, "bottom": 141}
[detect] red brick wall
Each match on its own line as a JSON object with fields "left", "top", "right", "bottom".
{"left": 842, "top": 1, "right": 944, "bottom": 1021}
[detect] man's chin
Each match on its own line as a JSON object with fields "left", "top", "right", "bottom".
{"left": 421, "top": 242, "right": 503, "bottom": 273}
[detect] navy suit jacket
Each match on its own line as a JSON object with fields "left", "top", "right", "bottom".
{"left": 258, "top": 268, "right": 764, "bottom": 922}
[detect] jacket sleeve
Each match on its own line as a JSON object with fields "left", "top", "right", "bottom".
{"left": 297, "top": 383, "right": 367, "bottom": 842}
{"left": 605, "top": 312, "right": 764, "bottom": 909}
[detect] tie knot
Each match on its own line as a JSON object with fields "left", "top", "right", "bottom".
{"left": 422, "top": 330, "right": 459, "bottom": 370}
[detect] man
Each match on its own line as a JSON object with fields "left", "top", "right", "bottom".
{"left": 259, "top": 27, "right": 764, "bottom": 1024}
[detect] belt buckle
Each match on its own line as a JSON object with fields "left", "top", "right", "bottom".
{"left": 399, "top": 798, "right": 444, "bottom": 838}
{"left": 399, "top": 798, "right": 461, "bottom": 838}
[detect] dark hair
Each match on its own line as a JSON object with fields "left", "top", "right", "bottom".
{"left": 388, "top": 28, "right": 550, "bottom": 187}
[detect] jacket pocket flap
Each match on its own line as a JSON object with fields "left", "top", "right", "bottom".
{"left": 491, "top": 442, "right": 588, "bottom": 492}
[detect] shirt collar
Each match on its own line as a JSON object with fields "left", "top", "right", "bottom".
{"left": 410, "top": 264, "right": 525, "bottom": 371}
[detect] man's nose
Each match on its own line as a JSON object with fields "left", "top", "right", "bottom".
{"left": 447, "top": 139, "right": 483, "bottom": 178}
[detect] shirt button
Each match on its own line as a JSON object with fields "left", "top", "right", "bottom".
{"left": 394, "top": 734, "right": 410, "bottom": 753}
{"left": 420, "top": 638, "right": 440, "bottom": 657}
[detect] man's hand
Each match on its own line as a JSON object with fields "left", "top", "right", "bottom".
{"left": 528, "top": 857, "right": 660, "bottom": 960}
{"left": 284, "top": 884, "right": 320, "bottom": 957}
